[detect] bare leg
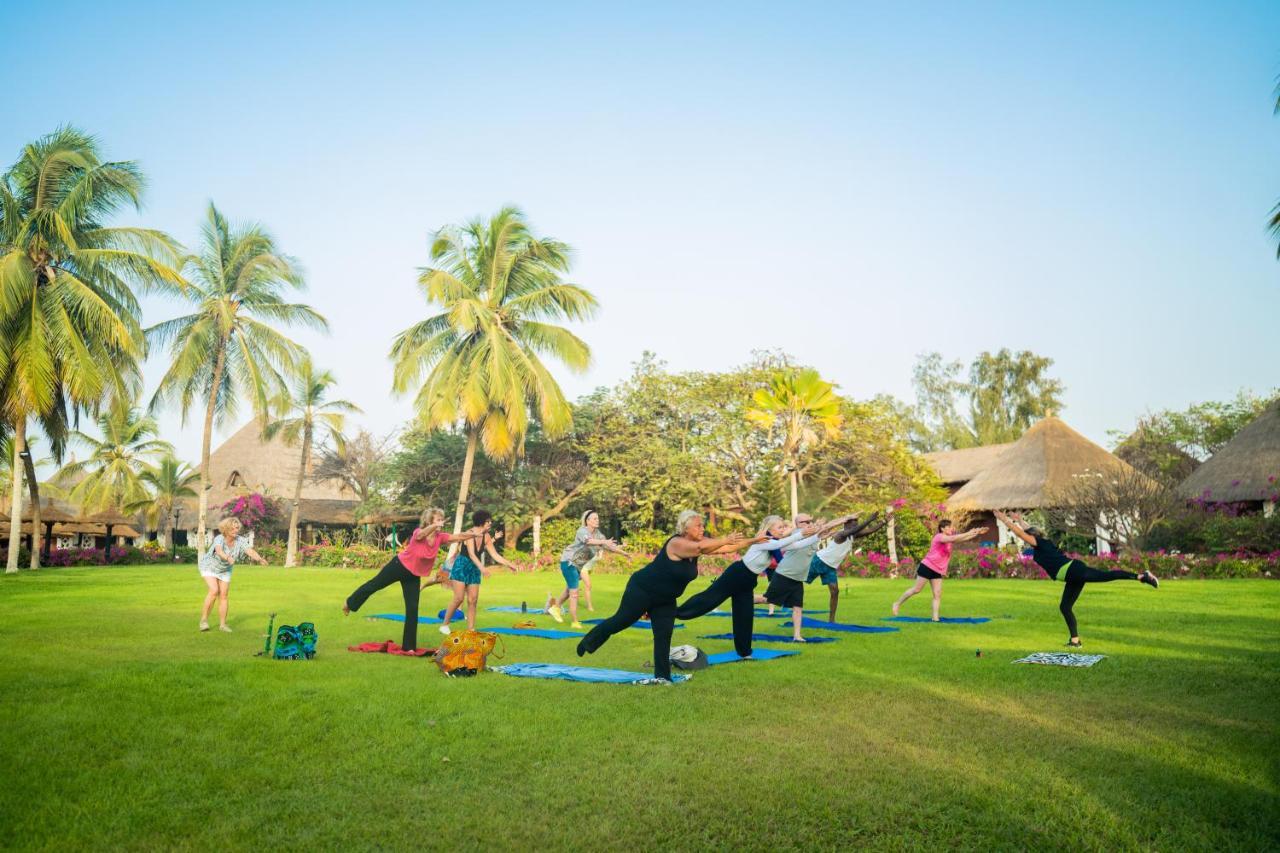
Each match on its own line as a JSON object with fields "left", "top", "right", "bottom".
{"left": 465, "top": 585, "right": 480, "bottom": 630}
{"left": 442, "top": 580, "right": 466, "bottom": 630}
{"left": 791, "top": 606, "right": 805, "bottom": 641}
{"left": 893, "top": 578, "right": 927, "bottom": 615}
{"left": 827, "top": 583, "right": 839, "bottom": 623}
{"left": 567, "top": 588, "right": 579, "bottom": 624}
{"left": 217, "top": 579, "right": 231, "bottom": 628}
{"left": 581, "top": 570, "right": 594, "bottom": 611}
{"left": 930, "top": 578, "right": 943, "bottom": 621}
{"left": 200, "top": 576, "right": 218, "bottom": 627}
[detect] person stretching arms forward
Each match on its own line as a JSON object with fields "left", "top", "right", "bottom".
{"left": 994, "top": 510, "right": 1158, "bottom": 647}
{"left": 547, "top": 510, "right": 629, "bottom": 629}
{"left": 440, "top": 510, "right": 523, "bottom": 635}
{"left": 764, "top": 513, "right": 858, "bottom": 642}
{"left": 891, "top": 519, "right": 988, "bottom": 622}
{"left": 806, "top": 512, "right": 886, "bottom": 622}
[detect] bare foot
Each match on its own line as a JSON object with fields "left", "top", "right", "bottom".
{"left": 891, "top": 602, "right": 900, "bottom": 616}
{"left": 792, "top": 636, "right": 807, "bottom": 643}
{"left": 342, "top": 603, "right": 350, "bottom": 615}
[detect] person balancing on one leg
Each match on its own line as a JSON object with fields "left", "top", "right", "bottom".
{"left": 764, "top": 513, "right": 859, "bottom": 642}
{"left": 994, "top": 510, "right": 1158, "bottom": 647}
{"left": 892, "top": 518, "right": 988, "bottom": 622}
{"left": 547, "top": 510, "right": 630, "bottom": 630}
{"left": 806, "top": 512, "right": 886, "bottom": 622}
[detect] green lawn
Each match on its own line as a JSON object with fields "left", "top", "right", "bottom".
{"left": 1, "top": 566, "right": 1276, "bottom": 851}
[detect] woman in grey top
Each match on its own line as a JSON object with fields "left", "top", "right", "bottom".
{"left": 199, "top": 517, "right": 267, "bottom": 632}
{"left": 547, "top": 510, "right": 628, "bottom": 629}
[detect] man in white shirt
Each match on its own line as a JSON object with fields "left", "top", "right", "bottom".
{"left": 806, "top": 513, "right": 886, "bottom": 622}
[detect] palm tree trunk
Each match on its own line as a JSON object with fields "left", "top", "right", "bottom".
{"left": 6, "top": 419, "right": 25, "bottom": 573}
{"left": 197, "top": 343, "right": 228, "bottom": 552}
{"left": 788, "top": 468, "right": 799, "bottom": 520}
{"left": 447, "top": 426, "right": 480, "bottom": 559}
{"left": 285, "top": 425, "right": 309, "bottom": 568}
{"left": 23, "top": 449, "right": 40, "bottom": 570}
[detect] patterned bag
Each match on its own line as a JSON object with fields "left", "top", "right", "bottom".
{"left": 433, "top": 629, "right": 502, "bottom": 677}
{"left": 273, "top": 624, "right": 302, "bottom": 660}
{"left": 297, "top": 622, "right": 318, "bottom": 659}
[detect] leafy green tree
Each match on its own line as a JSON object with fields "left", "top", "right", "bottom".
{"left": 125, "top": 455, "right": 199, "bottom": 545}
{"left": 148, "top": 203, "right": 326, "bottom": 550}
{"left": 265, "top": 356, "right": 359, "bottom": 567}
{"left": 0, "top": 126, "right": 182, "bottom": 571}
{"left": 390, "top": 206, "right": 596, "bottom": 536}
{"left": 746, "top": 368, "right": 842, "bottom": 518}
{"left": 746, "top": 450, "right": 788, "bottom": 520}
{"left": 58, "top": 400, "right": 172, "bottom": 513}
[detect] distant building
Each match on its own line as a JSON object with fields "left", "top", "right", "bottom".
{"left": 1177, "top": 403, "right": 1280, "bottom": 517}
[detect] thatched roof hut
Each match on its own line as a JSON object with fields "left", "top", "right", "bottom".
{"left": 948, "top": 416, "right": 1142, "bottom": 510}
{"left": 923, "top": 443, "right": 1012, "bottom": 491}
{"left": 1177, "top": 403, "right": 1280, "bottom": 506}
{"left": 196, "top": 420, "right": 359, "bottom": 526}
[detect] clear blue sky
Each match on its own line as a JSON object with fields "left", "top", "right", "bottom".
{"left": 4, "top": 1, "right": 1278, "bottom": 461}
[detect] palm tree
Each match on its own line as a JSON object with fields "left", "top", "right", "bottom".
{"left": 126, "top": 455, "right": 199, "bottom": 547}
{"left": 391, "top": 206, "right": 596, "bottom": 536}
{"left": 148, "top": 203, "right": 327, "bottom": 550}
{"left": 747, "top": 368, "right": 843, "bottom": 518}
{"left": 58, "top": 400, "right": 173, "bottom": 514}
{"left": 0, "top": 126, "right": 182, "bottom": 572}
{"left": 264, "top": 355, "right": 359, "bottom": 567}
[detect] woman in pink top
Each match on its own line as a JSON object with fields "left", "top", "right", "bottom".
{"left": 891, "top": 519, "right": 988, "bottom": 622}
{"left": 342, "top": 507, "right": 476, "bottom": 651}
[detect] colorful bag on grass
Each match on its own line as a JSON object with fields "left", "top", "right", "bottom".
{"left": 273, "top": 624, "right": 302, "bottom": 660}
{"left": 297, "top": 622, "right": 318, "bottom": 659}
{"left": 433, "top": 629, "right": 502, "bottom": 677}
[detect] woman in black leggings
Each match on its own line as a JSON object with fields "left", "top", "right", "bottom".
{"left": 577, "top": 510, "right": 754, "bottom": 681}
{"left": 995, "top": 511, "right": 1158, "bottom": 647}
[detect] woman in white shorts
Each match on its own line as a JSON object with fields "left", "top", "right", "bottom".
{"left": 199, "top": 517, "right": 267, "bottom": 632}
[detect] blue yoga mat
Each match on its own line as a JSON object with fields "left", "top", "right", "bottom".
{"left": 484, "top": 627, "right": 583, "bottom": 639}
{"left": 495, "top": 663, "right": 688, "bottom": 684}
{"left": 372, "top": 613, "right": 445, "bottom": 625}
{"left": 884, "top": 616, "right": 991, "bottom": 624}
{"left": 699, "top": 633, "right": 837, "bottom": 644}
{"left": 707, "top": 648, "right": 799, "bottom": 665}
{"left": 784, "top": 617, "right": 899, "bottom": 633}
{"left": 487, "top": 605, "right": 547, "bottom": 614}
{"left": 580, "top": 618, "right": 684, "bottom": 631}
{"left": 706, "top": 609, "right": 826, "bottom": 619}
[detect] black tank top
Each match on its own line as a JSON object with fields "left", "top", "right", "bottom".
{"left": 630, "top": 536, "right": 700, "bottom": 599}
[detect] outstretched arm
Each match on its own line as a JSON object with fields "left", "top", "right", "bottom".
{"left": 993, "top": 511, "right": 1036, "bottom": 546}
{"left": 667, "top": 532, "right": 749, "bottom": 559}
{"left": 244, "top": 547, "right": 269, "bottom": 566}
{"left": 484, "top": 536, "right": 520, "bottom": 572}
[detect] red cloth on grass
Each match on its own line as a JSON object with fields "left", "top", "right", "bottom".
{"left": 347, "top": 640, "right": 436, "bottom": 657}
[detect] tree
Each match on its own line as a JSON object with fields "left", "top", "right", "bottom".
{"left": 1271, "top": 76, "right": 1280, "bottom": 259}
{"left": 746, "top": 368, "right": 842, "bottom": 518}
{"left": 126, "top": 455, "right": 199, "bottom": 546}
{"left": 310, "top": 429, "right": 394, "bottom": 506}
{"left": 148, "top": 203, "right": 326, "bottom": 551}
{"left": 0, "top": 126, "right": 182, "bottom": 571}
{"left": 264, "top": 356, "right": 359, "bottom": 567}
{"left": 1042, "top": 466, "right": 1178, "bottom": 553}
{"left": 390, "top": 206, "right": 596, "bottom": 538}
{"left": 910, "top": 349, "right": 1065, "bottom": 450}
{"left": 58, "top": 400, "right": 172, "bottom": 513}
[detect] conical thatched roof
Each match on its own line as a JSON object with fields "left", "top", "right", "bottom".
{"left": 1177, "top": 403, "right": 1280, "bottom": 504}
{"left": 923, "top": 443, "right": 1013, "bottom": 487}
{"left": 948, "top": 416, "right": 1141, "bottom": 510}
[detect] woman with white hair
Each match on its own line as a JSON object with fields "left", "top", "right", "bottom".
{"left": 577, "top": 510, "right": 756, "bottom": 682}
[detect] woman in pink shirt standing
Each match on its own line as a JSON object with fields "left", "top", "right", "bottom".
{"left": 891, "top": 519, "right": 988, "bottom": 622}
{"left": 343, "top": 507, "right": 476, "bottom": 651}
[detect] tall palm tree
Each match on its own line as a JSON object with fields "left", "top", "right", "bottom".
{"left": 125, "top": 455, "right": 199, "bottom": 547}
{"left": 148, "top": 203, "right": 326, "bottom": 550}
{"left": 747, "top": 368, "right": 843, "bottom": 518}
{"left": 57, "top": 400, "right": 173, "bottom": 514}
{"left": 264, "top": 355, "right": 359, "bottom": 567}
{"left": 0, "top": 126, "right": 182, "bottom": 572}
{"left": 391, "top": 206, "right": 596, "bottom": 536}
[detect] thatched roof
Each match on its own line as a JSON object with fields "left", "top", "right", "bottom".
{"left": 0, "top": 496, "right": 78, "bottom": 524}
{"left": 358, "top": 509, "right": 421, "bottom": 525}
{"left": 202, "top": 420, "right": 359, "bottom": 524}
{"left": 1177, "top": 403, "right": 1280, "bottom": 504}
{"left": 948, "top": 416, "right": 1141, "bottom": 510}
{"left": 923, "top": 443, "right": 1013, "bottom": 486}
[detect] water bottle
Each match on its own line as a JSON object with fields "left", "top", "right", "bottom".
{"left": 521, "top": 601, "right": 527, "bottom": 613}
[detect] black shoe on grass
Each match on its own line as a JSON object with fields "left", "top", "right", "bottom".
{"left": 1066, "top": 639, "right": 1083, "bottom": 648}
{"left": 1139, "top": 571, "right": 1160, "bottom": 589}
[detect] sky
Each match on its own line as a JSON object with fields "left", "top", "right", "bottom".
{"left": 4, "top": 0, "right": 1278, "bottom": 462}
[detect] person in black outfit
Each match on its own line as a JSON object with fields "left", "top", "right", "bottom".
{"left": 994, "top": 510, "right": 1158, "bottom": 647}
{"left": 577, "top": 510, "right": 756, "bottom": 681}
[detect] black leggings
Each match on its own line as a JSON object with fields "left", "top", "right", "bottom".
{"left": 676, "top": 561, "right": 758, "bottom": 658}
{"left": 1059, "top": 561, "right": 1139, "bottom": 637}
{"left": 578, "top": 579, "right": 677, "bottom": 680}
{"left": 346, "top": 555, "right": 421, "bottom": 650}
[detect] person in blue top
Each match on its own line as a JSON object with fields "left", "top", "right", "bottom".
{"left": 198, "top": 517, "right": 267, "bottom": 632}
{"left": 994, "top": 510, "right": 1158, "bottom": 647}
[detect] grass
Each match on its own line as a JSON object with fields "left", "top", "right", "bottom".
{"left": 0, "top": 565, "right": 1276, "bottom": 851}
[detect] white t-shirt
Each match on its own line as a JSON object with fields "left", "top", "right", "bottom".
{"left": 775, "top": 534, "right": 822, "bottom": 581}
{"left": 815, "top": 537, "right": 853, "bottom": 569}
{"left": 742, "top": 528, "right": 808, "bottom": 574}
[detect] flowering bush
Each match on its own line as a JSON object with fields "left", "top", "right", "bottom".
{"left": 220, "top": 493, "right": 286, "bottom": 538}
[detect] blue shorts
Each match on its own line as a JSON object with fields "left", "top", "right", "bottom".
{"left": 806, "top": 554, "right": 838, "bottom": 586}
{"left": 451, "top": 554, "right": 483, "bottom": 586}
{"left": 560, "top": 560, "right": 581, "bottom": 590}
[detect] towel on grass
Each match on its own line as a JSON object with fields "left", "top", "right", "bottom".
{"left": 347, "top": 640, "right": 435, "bottom": 656}
{"left": 1014, "top": 652, "right": 1106, "bottom": 667}
{"left": 699, "top": 633, "right": 837, "bottom": 644}
{"left": 483, "top": 627, "right": 584, "bottom": 639}
{"left": 783, "top": 617, "right": 899, "bottom": 633}
{"left": 495, "top": 663, "right": 688, "bottom": 684}
{"left": 706, "top": 648, "right": 799, "bottom": 665}
{"left": 884, "top": 616, "right": 991, "bottom": 624}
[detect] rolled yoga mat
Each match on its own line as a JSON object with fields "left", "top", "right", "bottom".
{"left": 495, "top": 663, "right": 688, "bottom": 684}
{"left": 783, "top": 617, "right": 899, "bottom": 633}
{"left": 700, "top": 633, "right": 837, "bottom": 644}
{"left": 884, "top": 616, "right": 991, "bottom": 624}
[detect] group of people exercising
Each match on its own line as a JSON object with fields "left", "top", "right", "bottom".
{"left": 333, "top": 503, "right": 1159, "bottom": 682}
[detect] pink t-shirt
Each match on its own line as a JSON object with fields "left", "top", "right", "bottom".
{"left": 921, "top": 534, "right": 953, "bottom": 576}
{"left": 399, "top": 529, "right": 450, "bottom": 577}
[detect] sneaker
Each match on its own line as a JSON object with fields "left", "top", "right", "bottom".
{"left": 1066, "top": 639, "right": 1082, "bottom": 648}
{"left": 199, "top": 621, "right": 209, "bottom": 632}
{"left": 570, "top": 621, "right": 584, "bottom": 630}
{"left": 219, "top": 625, "right": 233, "bottom": 633}
{"left": 792, "top": 636, "right": 806, "bottom": 643}
{"left": 1139, "top": 571, "right": 1160, "bottom": 589}
{"left": 546, "top": 604, "right": 564, "bottom": 624}
{"left": 438, "top": 624, "right": 451, "bottom": 636}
